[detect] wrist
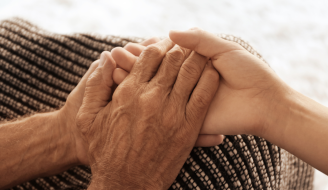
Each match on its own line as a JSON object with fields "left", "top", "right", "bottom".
{"left": 49, "top": 111, "right": 80, "bottom": 170}
{"left": 88, "top": 162, "right": 164, "bottom": 190}
{"left": 260, "top": 85, "right": 317, "bottom": 146}
{"left": 55, "top": 108, "right": 84, "bottom": 165}
{"left": 259, "top": 84, "right": 297, "bottom": 143}
{"left": 88, "top": 178, "right": 162, "bottom": 190}
{"left": 0, "top": 111, "right": 78, "bottom": 188}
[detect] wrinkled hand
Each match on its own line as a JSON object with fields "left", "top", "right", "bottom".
{"left": 58, "top": 38, "right": 160, "bottom": 166}
{"left": 169, "top": 28, "right": 290, "bottom": 137}
{"left": 111, "top": 39, "right": 225, "bottom": 147}
{"left": 76, "top": 38, "right": 219, "bottom": 189}
{"left": 58, "top": 60, "right": 99, "bottom": 165}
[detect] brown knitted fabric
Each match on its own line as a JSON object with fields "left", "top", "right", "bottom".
{"left": 0, "top": 18, "right": 314, "bottom": 190}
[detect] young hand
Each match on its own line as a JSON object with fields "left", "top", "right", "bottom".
{"left": 169, "top": 28, "right": 289, "bottom": 138}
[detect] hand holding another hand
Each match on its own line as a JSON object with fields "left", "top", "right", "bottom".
{"left": 114, "top": 30, "right": 289, "bottom": 140}
{"left": 111, "top": 38, "right": 225, "bottom": 147}
{"left": 76, "top": 38, "right": 219, "bottom": 189}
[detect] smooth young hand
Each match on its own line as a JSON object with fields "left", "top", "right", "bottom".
{"left": 170, "top": 29, "right": 328, "bottom": 175}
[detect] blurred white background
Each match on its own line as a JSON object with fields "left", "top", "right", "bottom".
{"left": 0, "top": 0, "right": 328, "bottom": 189}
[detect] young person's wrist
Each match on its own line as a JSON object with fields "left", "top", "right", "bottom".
{"left": 258, "top": 84, "right": 297, "bottom": 144}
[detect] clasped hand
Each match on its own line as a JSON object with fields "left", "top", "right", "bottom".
{"left": 60, "top": 29, "right": 293, "bottom": 189}
{"left": 75, "top": 38, "right": 219, "bottom": 189}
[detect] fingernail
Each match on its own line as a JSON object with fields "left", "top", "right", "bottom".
{"left": 99, "top": 52, "right": 107, "bottom": 67}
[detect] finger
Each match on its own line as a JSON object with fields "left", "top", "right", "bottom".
{"left": 151, "top": 45, "right": 191, "bottom": 90}
{"left": 139, "top": 37, "right": 161, "bottom": 46}
{"left": 124, "top": 43, "right": 146, "bottom": 56}
{"left": 194, "top": 134, "right": 225, "bottom": 147}
{"left": 131, "top": 38, "right": 175, "bottom": 83}
{"left": 170, "top": 51, "right": 207, "bottom": 102}
{"left": 169, "top": 28, "right": 243, "bottom": 59}
{"left": 68, "top": 60, "right": 100, "bottom": 105}
{"left": 81, "top": 51, "right": 116, "bottom": 114}
{"left": 186, "top": 61, "right": 220, "bottom": 129}
{"left": 111, "top": 47, "right": 137, "bottom": 72}
{"left": 124, "top": 37, "right": 160, "bottom": 56}
{"left": 113, "top": 68, "right": 129, "bottom": 84}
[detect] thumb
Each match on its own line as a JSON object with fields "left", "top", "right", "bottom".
{"left": 169, "top": 28, "right": 243, "bottom": 59}
{"left": 80, "top": 51, "right": 116, "bottom": 115}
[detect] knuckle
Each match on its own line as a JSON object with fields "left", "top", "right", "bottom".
{"left": 166, "top": 48, "right": 185, "bottom": 65}
{"left": 193, "top": 27, "right": 203, "bottom": 34}
{"left": 193, "top": 89, "right": 211, "bottom": 108}
{"left": 112, "top": 83, "right": 133, "bottom": 104}
{"left": 143, "top": 45, "right": 162, "bottom": 58}
{"left": 180, "top": 63, "right": 200, "bottom": 80}
{"left": 194, "top": 94, "right": 207, "bottom": 108}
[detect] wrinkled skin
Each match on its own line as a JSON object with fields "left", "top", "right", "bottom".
{"left": 58, "top": 38, "right": 166, "bottom": 166}
{"left": 76, "top": 38, "right": 219, "bottom": 189}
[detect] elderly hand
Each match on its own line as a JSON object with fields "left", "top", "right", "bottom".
{"left": 58, "top": 60, "right": 99, "bottom": 165}
{"left": 57, "top": 38, "right": 162, "bottom": 166}
{"left": 76, "top": 38, "right": 219, "bottom": 189}
{"left": 111, "top": 40, "right": 225, "bottom": 147}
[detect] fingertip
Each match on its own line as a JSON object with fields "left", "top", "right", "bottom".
{"left": 169, "top": 29, "right": 200, "bottom": 51}
{"left": 218, "top": 135, "right": 225, "bottom": 144}
{"left": 169, "top": 30, "right": 181, "bottom": 43}
{"left": 124, "top": 43, "right": 145, "bottom": 56}
{"left": 170, "top": 29, "right": 243, "bottom": 60}
{"left": 110, "top": 47, "right": 123, "bottom": 60}
{"left": 111, "top": 47, "right": 137, "bottom": 72}
{"left": 113, "top": 68, "right": 129, "bottom": 85}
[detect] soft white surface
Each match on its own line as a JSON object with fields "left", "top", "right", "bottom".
{"left": 0, "top": 0, "right": 328, "bottom": 189}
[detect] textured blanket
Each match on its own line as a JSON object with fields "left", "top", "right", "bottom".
{"left": 0, "top": 18, "right": 314, "bottom": 190}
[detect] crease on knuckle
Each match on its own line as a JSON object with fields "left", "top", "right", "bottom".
{"left": 180, "top": 63, "right": 200, "bottom": 80}
{"left": 193, "top": 89, "right": 211, "bottom": 108}
{"left": 166, "top": 48, "right": 185, "bottom": 67}
{"left": 142, "top": 45, "right": 163, "bottom": 59}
